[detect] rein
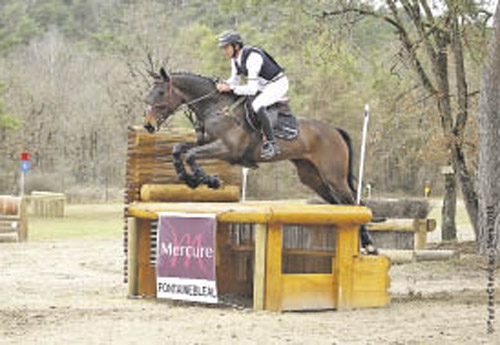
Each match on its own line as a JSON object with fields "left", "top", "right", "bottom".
{"left": 183, "top": 90, "right": 218, "bottom": 107}
{"left": 150, "top": 76, "right": 246, "bottom": 133}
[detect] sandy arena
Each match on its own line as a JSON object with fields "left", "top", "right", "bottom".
{"left": 0, "top": 237, "right": 498, "bottom": 344}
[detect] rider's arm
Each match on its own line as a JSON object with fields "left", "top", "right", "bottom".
{"left": 232, "top": 52, "right": 263, "bottom": 96}
{"left": 225, "top": 60, "right": 241, "bottom": 88}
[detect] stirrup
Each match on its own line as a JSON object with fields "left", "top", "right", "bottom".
{"left": 260, "top": 141, "right": 280, "bottom": 160}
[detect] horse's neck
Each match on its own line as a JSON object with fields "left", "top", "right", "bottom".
{"left": 173, "top": 74, "right": 241, "bottom": 121}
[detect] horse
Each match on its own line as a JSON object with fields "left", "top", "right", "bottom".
{"left": 144, "top": 67, "right": 376, "bottom": 252}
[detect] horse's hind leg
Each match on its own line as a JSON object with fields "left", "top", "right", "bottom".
{"left": 312, "top": 154, "right": 356, "bottom": 205}
{"left": 292, "top": 159, "right": 355, "bottom": 205}
{"left": 319, "top": 166, "right": 377, "bottom": 252}
{"left": 293, "top": 159, "right": 377, "bottom": 254}
{"left": 291, "top": 159, "right": 343, "bottom": 204}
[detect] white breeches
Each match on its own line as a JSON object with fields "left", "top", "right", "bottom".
{"left": 251, "top": 76, "right": 289, "bottom": 112}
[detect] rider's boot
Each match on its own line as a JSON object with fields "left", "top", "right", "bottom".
{"left": 257, "top": 107, "right": 281, "bottom": 160}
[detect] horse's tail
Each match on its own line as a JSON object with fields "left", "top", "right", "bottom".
{"left": 337, "top": 128, "right": 377, "bottom": 250}
{"left": 336, "top": 127, "right": 357, "bottom": 195}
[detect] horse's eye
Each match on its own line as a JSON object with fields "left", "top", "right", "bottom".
{"left": 158, "top": 90, "right": 165, "bottom": 96}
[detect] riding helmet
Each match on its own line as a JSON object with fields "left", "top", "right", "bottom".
{"left": 218, "top": 31, "right": 244, "bottom": 47}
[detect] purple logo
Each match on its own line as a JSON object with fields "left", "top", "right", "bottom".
{"left": 157, "top": 214, "right": 216, "bottom": 280}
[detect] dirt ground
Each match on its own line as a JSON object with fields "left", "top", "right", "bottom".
{"left": 0, "top": 229, "right": 499, "bottom": 344}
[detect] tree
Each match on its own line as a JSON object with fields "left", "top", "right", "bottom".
{"left": 318, "top": 0, "right": 492, "bottom": 239}
{"left": 0, "top": 81, "right": 20, "bottom": 131}
{"left": 0, "top": 0, "right": 484, "bottom": 200}
{"left": 478, "top": 2, "right": 500, "bottom": 254}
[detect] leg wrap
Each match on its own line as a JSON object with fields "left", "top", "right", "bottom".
{"left": 186, "top": 151, "right": 221, "bottom": 190}
{"left": 360, "top": 224, "right": 374, "bottom": 247}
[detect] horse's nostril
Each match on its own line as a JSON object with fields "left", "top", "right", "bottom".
{"left": 144, "top": 123, "right": 155, "bottom": 134}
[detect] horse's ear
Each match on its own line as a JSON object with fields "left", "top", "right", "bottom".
{"left": 160, "top": 67, "right": 170, "bottom": 82}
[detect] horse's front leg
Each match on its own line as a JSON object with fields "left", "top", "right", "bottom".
{"left": 172, "top": 142, "right": 200, "bottom": 188}
{"left": 184, "top": 139, "right": 233, "bottom": 190}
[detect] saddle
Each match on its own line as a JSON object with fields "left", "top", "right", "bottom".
{"left": 244, "top": 98, "right": 299, "bottom": 140}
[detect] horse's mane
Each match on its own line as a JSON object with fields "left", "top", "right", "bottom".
{"left": 171, "top": 71, "right": 217, "bottom": 87}
{"left": 170, "top": 72, "right": 238, "bottom": 102}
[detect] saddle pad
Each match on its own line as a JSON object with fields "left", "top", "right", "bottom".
{"left": 244, "top": 100, "right": 299, "bottom": 140}
{"left": 274, "top": 113, "right": 299, "bottom": 140}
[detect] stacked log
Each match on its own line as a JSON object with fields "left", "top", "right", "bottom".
{"left": 0, "top": 196, "right": 28, "bottom": 242}
{"left": 123, "top": 126, "right": 243, "bottom": 282}
{"left": 125, "top": 126, "right": 242, "bottom": 205}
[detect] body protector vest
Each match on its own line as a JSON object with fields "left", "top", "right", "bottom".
{"left": 234, "top": 46, "right": 284, "bottom": 81}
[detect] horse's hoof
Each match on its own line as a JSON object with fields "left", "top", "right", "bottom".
{"left": 185, "top": 176, "right": 200, "bottom": 189}
{"left": 144, "top": 123, "right": 155, "bottom": 133}
{"left": 206, "top": 176, "right": 221, "bottom": 189}
{"left": 364, "top": 244, "right": 379, "bottom": 255}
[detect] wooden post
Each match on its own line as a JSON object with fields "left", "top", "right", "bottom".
{"left": 137, "top": 219, "right": 156, "bottom": 297}
{"left": 265, "top": 222, "right": 283, "bottom": 311}
{"left": 127, "top": 217, "right": 139, "bottom": 297}
{"left": 335, "top": 225, "right": 358, "bottom": 310}
{"left": 215, "top": 222, "right": 233, "bottom": 293}
{"left": 253, "top": 223, "right": 267, "bottom": 310}
{"left": 414, "top": 219, "right": 428, "bottom": 250}
{"left": 18, "top": 198, "right": 28, "bottom": 242}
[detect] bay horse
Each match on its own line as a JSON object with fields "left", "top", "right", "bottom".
{"left": 144, "top": 68, "right": 376, "bottom": 252}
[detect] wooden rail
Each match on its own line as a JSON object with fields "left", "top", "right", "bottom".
{"left": 367, "top": 218, "right": 437, "bottom": 250}
{"left": 27, "top": 191, "right": 65, "bottom": 218}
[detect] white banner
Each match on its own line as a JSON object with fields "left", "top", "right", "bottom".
{"left": 157, "top": 277, "right": 218, "bottom": 303}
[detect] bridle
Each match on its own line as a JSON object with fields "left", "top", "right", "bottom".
{"left": 146, "top": 77, "right": 218, "bottom": 132}
{"left": 151, "top": 78, "right": 178, "bottom": 112}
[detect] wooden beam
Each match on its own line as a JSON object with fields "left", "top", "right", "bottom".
{"left": 128, "top": 202, "right": 372, "bottom": 226}
{"left": 366, "top": 218, "right": 436, "bottom": 232}
{"left": 281, "top": 274, "right": 335, "bottom": 310}
{"left": 379, "top": 249, "right": 458, "bottom": 263}
{"left": 137, "top": 219, "right": 156, "bottom": 297}
{"left": 127, "top": 217, "right": 139, "bottom": 297}
{"left": 140, "top": 184, "right": 240, "bottom": 202}
{"left": 335, "top": 225, "right": 358, "bottom": 310}
{"left": 18, "top": 197, "right": 28, "bottom": 242}
{"left": 265, "top": 222, "right": 283, "bottom": 311}
{"left": 414, "top": 219, "right": 428, "bottom": 250}
{"left": 351, "top": 255, "right": 390, "bottom": 308}
{"left": 414, "top": 249, "right": 458, "bottom": 261}
{"left": 253, "top": 223, "right": 267, "bottom": 310}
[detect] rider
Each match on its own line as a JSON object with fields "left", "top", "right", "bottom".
{"left": 216, "top": 31, "right": 289, "bottom": 160}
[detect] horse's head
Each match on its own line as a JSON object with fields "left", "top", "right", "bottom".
{"left": 144, "top": 67, "right": 185, "bottom": 133}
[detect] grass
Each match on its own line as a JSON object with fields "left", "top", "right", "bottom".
{"left": 28, "top": 204, "right": 124, "bottom": 241}
{"left": 24, "top": 197, "right": 475, "bottom": 243}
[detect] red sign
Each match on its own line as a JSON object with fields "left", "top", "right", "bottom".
{"left": 20, "top": 152, "right": 30, "bottom": 161}
{"left": 156, "top": 212, "right": 218, "bottom": 304}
